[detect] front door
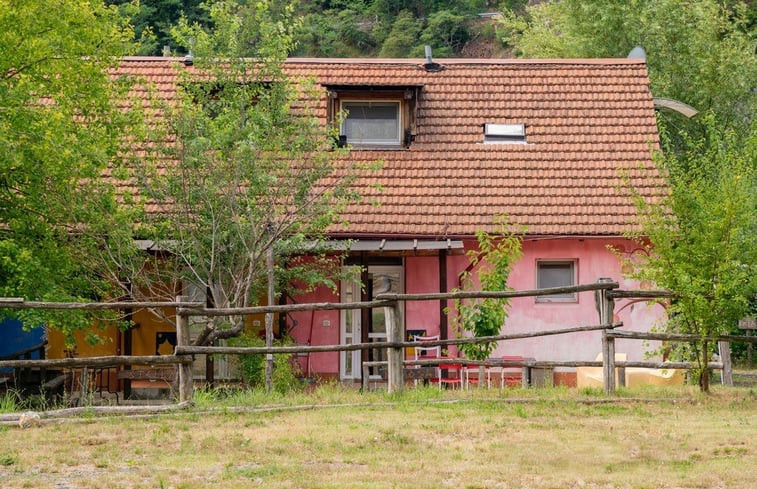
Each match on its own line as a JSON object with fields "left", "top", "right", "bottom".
{"left": 340, "top": 265, "right": 403, "bottom": 380}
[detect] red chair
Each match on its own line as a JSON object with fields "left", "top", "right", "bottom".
{"left": 437, "top": 360, "right": 463, "bottom": 390}
{"left": 464, "top": 364, "right": 491, "bottom": 389}
{"left": 500, "top": 355, "right": 524, "bottom": 388}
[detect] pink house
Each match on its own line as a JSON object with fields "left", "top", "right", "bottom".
{"left": 117, "top": 56, "right": 664, "bottom": 386}
{"left": 276, "top": 57, "right": 664, "bottom": 386}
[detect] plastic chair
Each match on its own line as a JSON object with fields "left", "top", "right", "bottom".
{"left": 500, "top": 355, "right": 524, "bottom": 388}
{"left": 437, "top": 360, "right": 463, "bottom": 390}
{"left": 464, "top": 364, "right": 491, "bottom": 389}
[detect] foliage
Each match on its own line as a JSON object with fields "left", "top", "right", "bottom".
{"left": 499, "top": 0, "right": 756, "bottom": 140}
{"left": 451, "top": 218, "right": 523, "bottom": 360}
{"left": 623, "top": 115, "right": 756, "bottom": 392}
{"left": 110, "top": 0, "right": 367, "bottom": 347}
{"left": 106, "top": 0, "right": 209, "bottom": 56}
{"left": 0, "top": 0, "right": 143, "bottom": 338}
{"left": 228, "top": 334, "right": 302, "bottom": 393}
{"left": 419, "top": 10, "right": 470, "bottom": 57}
{"left": 378, "top": 10, "right": 423, "bottom": 57}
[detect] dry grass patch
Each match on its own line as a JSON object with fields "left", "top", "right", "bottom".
{"left": 0, "top": 386, "right": 755, "bottom": 488}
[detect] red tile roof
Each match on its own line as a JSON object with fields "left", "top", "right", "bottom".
{"left": 114, "top": 57, "right": 662, "bottom": 238}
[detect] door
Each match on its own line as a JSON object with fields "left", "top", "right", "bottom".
{"left": 340, "top": 278, "right": 361, "bottom": 380}
{"left": 340, "top": 265, "right": 404, "bottom": 380}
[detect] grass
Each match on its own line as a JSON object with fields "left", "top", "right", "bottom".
{"left": 1, "top": 385, "right": 755, "bottom": 488}
{"left": 0, "top": 389, "right": 21, "bottom": 413}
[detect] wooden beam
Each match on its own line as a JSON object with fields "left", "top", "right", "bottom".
{"left": 176, "top": 322, "right": 619, "bottom": 356}
{"left": 0, "top": 355, "right": 189, "bottom": 369}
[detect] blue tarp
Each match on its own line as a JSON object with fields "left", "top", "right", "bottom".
{"left": 0, "top": 319, "right": 45, "bottom": 373}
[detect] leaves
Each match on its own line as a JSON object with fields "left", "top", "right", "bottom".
{"left": 452, "top": 217, "right": 524, "bottom": 360}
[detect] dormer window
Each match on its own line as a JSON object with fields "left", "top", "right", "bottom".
{"left": 327, "top": 85, "right": 421, "bottom": 149}
{"left": 484, "top": 123, "right": 526, "bottom": 144}
{"left": 341, "top": 101, "right": 401, "bottom": 146}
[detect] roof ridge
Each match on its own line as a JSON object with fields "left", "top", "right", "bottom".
{"left": 118, "top": 56, "right": 646, "bottom": 66}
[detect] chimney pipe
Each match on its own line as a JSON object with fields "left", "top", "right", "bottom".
{"left": 423, "top": 45, "right": 443, "bottom": 72}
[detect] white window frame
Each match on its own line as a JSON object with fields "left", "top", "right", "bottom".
{"left": 483, "top": 123, "right": 527, "bottom": 144}
{"left": 535, "top": 260, "right": 578, "bottom": 303}
{"left": 340, "top": 100, "right": 402, "bottom": 146}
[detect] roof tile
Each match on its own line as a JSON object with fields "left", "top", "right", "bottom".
{"left": 114, "top": 57, "right": 662, "bottom": 237}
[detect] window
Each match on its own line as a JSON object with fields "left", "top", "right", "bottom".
{"left": 484, "top": 123, "right": 526, "bottom": 144}
{"left": 536, "top": 260, "right": 577, "bottom": 302}
{"left": 326, "top": 85, "right": 421, "bottom": 148}
{"left": 341, "top": 101, "right": 401, "bottom": 146}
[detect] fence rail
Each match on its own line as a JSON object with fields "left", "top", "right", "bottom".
{"left": 0, "top": 280, "right": 752, "bottom": 401}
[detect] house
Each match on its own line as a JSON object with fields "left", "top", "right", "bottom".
{"left": 40, "top": 56, "right": 665, "bottom": 388}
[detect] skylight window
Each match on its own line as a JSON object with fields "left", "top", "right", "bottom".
{"left": 484, "top": 123, "right": 526, "bottom": 144}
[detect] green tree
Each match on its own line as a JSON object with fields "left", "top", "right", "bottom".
{"left": 500, "top": 0, "right": 756, "bottom": 136}
{"left": 379, "top": 10, "right": 422, "bottom": 57}
{"left": 625, "top": 116, "right": 756, "bottom": 392}
{"left": 106, "top": 0, "right": 209, "bottom": 55}
{"left": 419, "top": 9, "right": 470, "bottom": 57}
{"left": 110, "top": 0, "right": 367, "bottom": 388}
{"left": 0, "top": 0, "right": 140, "bottom": 337}
{"left": 452, "top": 218, "right": 523, "bottom": 367}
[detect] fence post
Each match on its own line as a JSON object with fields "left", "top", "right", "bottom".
{"left": 385, "top": 300, "right": 404, "bottom": 393}
{"left": 718, "top": 341, "right": 733, "bottom": 386}
{"left": 596, "top": 278, "right": 616, "bottom": 394}
{"left": 175, "top": 295, "right": 193, "bottom": 403}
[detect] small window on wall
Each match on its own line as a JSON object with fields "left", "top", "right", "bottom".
{"left": 536, "top": 260, "right": 577, "bottom": 302}
{"left": 341, "top": 101, "right": 401, "bottom": 146}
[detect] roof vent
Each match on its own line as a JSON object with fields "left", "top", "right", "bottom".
{"left": 627, "top": 46, "right": 646, "bottom": 60}
{"left": 184, "top": 39, "right": 195, "bottom": 66}
{"left": 483, "top": 123, "right": 526, "bottom": 144}
{"left": 423, "top": 45, "right": 443, "bottom": 72}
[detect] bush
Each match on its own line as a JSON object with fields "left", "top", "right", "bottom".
{"left": 227, "top": 334, "right": 302, "bottom": 393}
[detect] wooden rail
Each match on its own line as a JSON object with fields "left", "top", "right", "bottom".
{"left": 2, "top": 280, "right": 752, "bottom": 399}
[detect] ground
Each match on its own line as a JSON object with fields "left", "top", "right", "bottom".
{"left": 1, "top": 386, "right": 755, "bottom": 488}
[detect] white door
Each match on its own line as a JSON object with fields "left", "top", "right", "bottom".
{"left": 340, "top": 278, "right": 361, "bottom": 380}
{"left": 340, "top": 265, "right": 404, "bottom": 381}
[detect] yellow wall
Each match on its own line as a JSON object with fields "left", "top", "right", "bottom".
{"left": 46, "top": 324, "right": 119, "bottom": 359}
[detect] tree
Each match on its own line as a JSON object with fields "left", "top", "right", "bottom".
{"left": 624, "top": 116, "right": 756, "bottom": 392}
{"left": 500, "top": 0, "right": 755, "bottom": 137}
{"left": 107, "top": 0, "right": 367, "bottom": 389}
{"left": 0, "top": 0, "right": 140, "bottom": 338}
{"left": 378, "top": 10, "right": 423, "bottom": 57}
{"left": 451, "top": 218, "right": 523, "bottom": 382}
{"left": 419, "top": 10, "right": 470, "bottom": 57}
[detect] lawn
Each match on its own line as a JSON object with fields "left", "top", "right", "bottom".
{"left": 0, "top": 386, "right": 755, "bottom": 489}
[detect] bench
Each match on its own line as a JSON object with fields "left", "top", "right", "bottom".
{"left": 117, "top": 367, "right": 177, "bottom": 390}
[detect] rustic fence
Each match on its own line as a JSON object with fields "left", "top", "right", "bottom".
{"left": 1, "top": 279, "right": 755, "bottom": 408}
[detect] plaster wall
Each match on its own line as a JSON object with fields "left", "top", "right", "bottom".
{"left": 287, "top": 238, "right": 666, "bottom": 378}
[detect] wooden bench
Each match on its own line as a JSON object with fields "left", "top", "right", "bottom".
{"left": 118, "top": 367, "right": 177, "bottom": 390}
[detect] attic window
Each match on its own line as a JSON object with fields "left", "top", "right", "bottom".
{"left": 327, "top": 85, "right": 420, "bottom": 149}
{"left": 341, "top": 101, "right": 401, "bottom": 146}
{"left": 484, "top": 123, "right": 526, "bottom": 144}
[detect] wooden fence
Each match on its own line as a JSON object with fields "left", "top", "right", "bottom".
{"left": 1, "top": 279, "right": 755, "bottom": 404}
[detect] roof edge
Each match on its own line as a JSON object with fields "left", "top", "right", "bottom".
{"left": 118, "top": 56, "right": 647, "bottom": 66}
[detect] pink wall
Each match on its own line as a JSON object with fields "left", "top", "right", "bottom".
{"left": 503, "top": 238, "right": 664, "bottom": 368}
{"left": 287, "top": 238, "right": 666, "bottom": 377}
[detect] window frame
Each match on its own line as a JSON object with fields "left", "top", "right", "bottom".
{"left": 339, "top": 99, "right": 403, "bottom": 147}
{"left": 483, "top": 123, "right": 527, "bottom": 144}
{"left": 535, "top": 259, "right": 578, "bottom": 303}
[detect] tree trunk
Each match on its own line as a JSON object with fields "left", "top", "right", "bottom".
{"left": 265, "top": 241, "right": 275, "bottom": 393}
{"left": 699, "top": 341, "right": 710, "bottom": 393}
